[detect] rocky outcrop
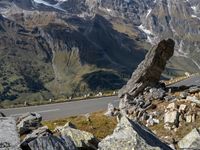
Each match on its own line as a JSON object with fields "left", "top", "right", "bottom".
{"left": 189, "top": 86, "right": 200, "bottom": 94}
{"left": 56, "top": 122, "right": 99, "bottom": 149}
{"left": 164, "top": 110, "right": 179, "bottom": 130}
{"left": 186, "top": 95, "right": 200, "bottom": 104}
{"left": 21, "top": 126, "right": 77, "bottom": 150}
{"left": 0, "top": 117, "right": 20, "bottom": 150}
{"left": 98, "top": 116, "right": 172, "bottom": 150}
{"left": 118, "top": 39, "right": 175, "bottom": 99}
{"left": 21, "top": 126, "right": 52, "bottom": 144}
{"left": 28, "top": 136, "right": 76, "bottom": 150}
{"left": 116, "top": 39, "right": 175, "bottom": 121}
{"left": 17, "top": 112, "right": 42, "bottom": 135}
{"left": 15, "top": 112, "right": 98, "bottom": 150}
{"left": 163, "top": 103, "right": 179, "bottom": 130}
{"left": 178, "top": 128, "right": 200, "bottom": 149}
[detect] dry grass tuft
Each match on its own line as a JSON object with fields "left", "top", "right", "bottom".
{"left": 42, "top": 111, "right": 117, "bottom": 139}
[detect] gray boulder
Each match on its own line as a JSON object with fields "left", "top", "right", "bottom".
{"left": 28, "top": 135, "right": 76, "bottom": 150}
{"left": 0, "top": 117, "right": 20, "bottom": 150}
{"left": 148, "top": 88, "right": 166, "bottom": 100}
{"left": 151, "top": 88, "right": 166, "bottom": 100}
{"left": 118, "top": 39, "right": 175, "bottom": 99}
{"left": 164, "top": 111, "right": 179, "bottom": 127}
{"left": 189, "top": 86, "right": 200, "bottom": 93}
{"left": 178, "top": 128, "right": 200, "bottom": 149}
{"left": 98, "top": 117, "right": 172, "bottom": 150}
{"left": 21, "top": 126, "right": 77, "bottom": 150}
{"left": 141, "top": 100, "right": 152, "bottom": 109}
{"left": 59, "top": 122, "right": 99, "bottom": 149}
{"left": 179, "top": 91, "right": 188, "bottom": 99}
{"left": 22, "top": 126, "right": 52, "bottom": 143}
{"left": 186, "top": 96, "right": 200, "bottom": 104}
{"left": 63, "top": 122, "right": 77, "bottom": 129}
{"left": 164, "top": 95, "right": 176, "bottom": 101}
{"left": 17, "top": 112, "right": 42, "bottom": 135}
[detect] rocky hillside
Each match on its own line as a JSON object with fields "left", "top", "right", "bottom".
{"left": 0, "top": 0, "right": 147, "bottom": 101}
{"left": 0, "top": 0, "right": 199, "bottom": 101}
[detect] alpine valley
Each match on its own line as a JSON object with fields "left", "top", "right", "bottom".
{"left": 0, "top": 0, "right": 199, "bottom": 102}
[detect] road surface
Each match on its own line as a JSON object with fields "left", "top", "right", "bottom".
{"left": 168, "top": 75, "right": 200, "bottom": 87}
{"left": 0, "top": 96, "right": 119, "bottom": 120}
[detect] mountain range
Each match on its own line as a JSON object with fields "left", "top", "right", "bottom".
{"left": 0, "top": 0, "right": 199, "bottom": 102}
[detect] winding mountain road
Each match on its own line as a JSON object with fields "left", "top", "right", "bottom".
{"left": 1, "top": 75, "right": 200, "bottom": 121}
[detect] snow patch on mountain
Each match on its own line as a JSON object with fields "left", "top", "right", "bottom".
{"left": 56, "top": 0, "right": 67, "bottom": 2}
{"left": 191, "top": 14, "right": 200, "bottom": 20}
{"left": 33, "top": 0, "right": 66, "bottom": 11}
{"left": 177, "top": 40, "right": 189, "bottom": 57}
{"left": 191, "top": 6, "right": 198, "bottom": 13}
{"left": 167, "top": 0, "right": 178, "bottom": 36}
{"left": 192, "top": 59, "right": 200, "bottom": 70}
{"left": 138, "top": 24, "right": 157, "bottom": 44}
{"left": 138, "top": 25, "right": 152, "bottom": 35}
{"left": 190, "top": 4, "right": 200, "bottom": 19}
{"left": 146, "top": 9, "right": 152, "bottom": 18}
{"left": 106, "top": 8, "right": 112, "bottom": 12}
{"left": 124, "top": 0, "right": 130, "bottom": 3}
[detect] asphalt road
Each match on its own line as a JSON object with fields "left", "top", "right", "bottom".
{"left": 168, "top": 75, "right": 200, "bottom": 87}
{"left": 0, "top": 96, "right": 119, "bottom": 120}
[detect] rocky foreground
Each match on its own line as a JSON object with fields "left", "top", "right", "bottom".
{"left": 1, "top": 39, "right": 200, "bottom": 150}
{"left": 107, "top": 39, "right": 200, "bottom": 149}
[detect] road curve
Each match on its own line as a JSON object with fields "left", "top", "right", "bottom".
{"left": 0, "top": 96, "right": 119, "bottom": 121}
{"left": 168, "top": 75, "right": 200, "bottom": 87}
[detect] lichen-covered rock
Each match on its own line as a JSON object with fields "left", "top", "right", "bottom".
{"left": 189, "top": 86, "right": 200, "bottom": 93}
{"left": 17, "top": 112, "right": 42, "bottom": 135}
{"left": 22, "top": 126, "right": 52, "bottom": 143}
{"left": 179, "top": 92, "right": 188, "bottom": 99}
{"left": 21, "top": 126, "right": 77, "bottom": 150}
{"left": 59, "top": 123, "right": 99, "bottom": 149}
{"left": 178, "top": 104, "right": 187, "bottom": 113}
{"left": 185, "top": 114, "right": 196, "bottom": 123}
{"left": 186, "top": 96, "right": 200, "bottom": 104}
{"left": 28, "top": 135, "right": 76, "bottom": 150}
{"left": 0, "top": 117, "right": 20, "bottom": 150}
{"left": 98, "top": 117, "right": 172, "bottom": 150}
{"left": 164, "top": 95, "right": 176, "bottom": 101}
{"left": 166, "top": 103, "right": 177, "bottom": 111}
{"left": 63, "top": 122, "right": 77, "bottom": 129}
{"left": 164, "top": 111, "right": 179, "bottom": 126}
{"left": 118, "top": 39, "right": 175, "bottom": 99}
{"left": 149, "top": 88, "right": 166, "bottom": 100}
{"left": 178, "top": 128, "right": 200, "bottom": 149}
